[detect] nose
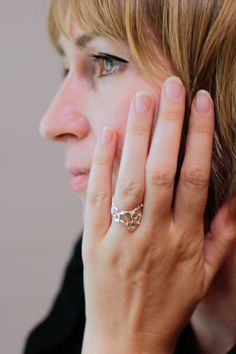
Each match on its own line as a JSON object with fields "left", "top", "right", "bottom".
{"left": 39, "top": 77, "right": 90, "bottom": 142}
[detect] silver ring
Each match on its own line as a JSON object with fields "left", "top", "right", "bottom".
{"left": 111, "top": 195, "right": 144, "bottom": 232}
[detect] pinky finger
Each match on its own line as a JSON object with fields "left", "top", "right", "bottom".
{"left": 84, "top": 127, "right": 117, "bottom": 241}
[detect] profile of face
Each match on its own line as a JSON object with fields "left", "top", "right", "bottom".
{"left": 39, "top": 25, "right": 166, "bottom": 206}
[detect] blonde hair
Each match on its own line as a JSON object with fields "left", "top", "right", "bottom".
{"left": 48, "top": 0, "right": 236, "bottom": 227}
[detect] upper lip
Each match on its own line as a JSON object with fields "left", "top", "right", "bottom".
{"left": 66, "top": 165, "right": 90, "bottom": 176}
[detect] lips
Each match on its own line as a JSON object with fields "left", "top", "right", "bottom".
{"left": 66, "top": 165, "right": 90, "bottom": 191}
{"left": 67, "top": 166, "right": 90, "bottom": 176}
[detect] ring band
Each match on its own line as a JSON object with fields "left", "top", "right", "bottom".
{"left": 111, "top": 195, "right": 144, "bottom": 232}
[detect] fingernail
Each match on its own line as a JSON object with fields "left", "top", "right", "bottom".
{"left": 135, "top": 92, "right": 152, "bottom": 115}
{"left": 195, "top": 90, "right": 211, "bottom": 114}
{"left": 165, "top": 76, "right": 183, "bottom": 100}
{"left": 100, "top": 127, "right": 113, "bottom": 146}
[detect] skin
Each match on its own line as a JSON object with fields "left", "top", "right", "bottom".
{"left": 40, "top": 32, "right": 161, "bottom": 205}
{"left": 192, "top": 212, "right": 236, "bottom": 354}
{"left": 40, "top": 27, "right": 236, "bottom": 354}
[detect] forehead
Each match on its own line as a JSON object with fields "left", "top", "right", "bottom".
{"left": 56, "top": 17, "right": 95, "bottom": 55}
{"left": 57, "top": 25, "right": 132, "bottom": 61}
{"left": 52, "top": 0, "right": 127, "bottom": 46}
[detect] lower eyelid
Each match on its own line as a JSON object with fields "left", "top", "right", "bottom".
{"left": 61, "top": 59, "right": 127, "bottom": 80}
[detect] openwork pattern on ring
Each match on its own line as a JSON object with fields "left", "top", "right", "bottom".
{"left": 111, "top": 196, "right": 144, "bottom": 232}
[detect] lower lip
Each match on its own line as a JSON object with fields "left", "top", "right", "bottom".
{"left": 70, "top": 173, "right": 89, "bottom": 191}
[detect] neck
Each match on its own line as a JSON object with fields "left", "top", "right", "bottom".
{"left": 191, "top": 244, "right": 236, "bottom": 354}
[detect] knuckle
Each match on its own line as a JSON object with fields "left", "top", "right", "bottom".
{"left": 174, "top": 237, "right": 195, "bottom": 260}
{"left": 119, "top": 179, "right": 143, "bottom": 200}
{"left": 87, "top": 190, "right": 110, "bottom": 208}
{"left": 148, "top": 166, "right": 175, "bottom": 188}
{"left": 161, "top": 107, "right": 183, "bottom": 122}
{"left": 181, "top": 167, "right": 209, "bottom": 189}
{"left": 127, "top": 123, "right": 149, "bottom": 136}
{"left": 174, "top": 240, "right": 189, "bottom": 260}
{"left": 189, "top": 121, "right": 213, "bottom": 136}
{"left": 94, "top": 154, "right": 111, "bottom": 166}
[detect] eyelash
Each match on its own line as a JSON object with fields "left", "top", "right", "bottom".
{"left": 62, "top": 53, "right": 129, "bottom": 79}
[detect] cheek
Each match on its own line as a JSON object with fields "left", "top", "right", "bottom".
{"left": 111, "top": 89, "right": 160, "bottom": 163}
{"left": 93, "top": 76, "right": 161, "bottom": 167}
{"left": 110, "top": 94, "right": 134, "bottom": 160}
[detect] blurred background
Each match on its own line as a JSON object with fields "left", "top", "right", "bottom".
{"left": 1, "top": 1, "right": 83, "bottom": 353}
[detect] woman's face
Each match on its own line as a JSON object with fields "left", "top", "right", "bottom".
{"left": 40, "top": 26, "right": 163, "bottom": 205}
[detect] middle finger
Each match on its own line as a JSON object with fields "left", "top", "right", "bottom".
{"left": 143, "top": 76, "right": 186, "bottom": 227}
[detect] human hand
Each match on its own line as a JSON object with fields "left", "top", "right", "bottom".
{"left": 81, "top": 77, "right": 236, "bottom": 354}
{"left": 190, "top": 195, "right": 236, "bottom": 354}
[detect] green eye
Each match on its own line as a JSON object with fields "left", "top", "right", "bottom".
{"left": 89, "top": 53, "right": 129, "bottom": 78}
{"left": 61, "top": 53, "right": 129, "bottom": 79}
{"left": 103, "top": 57, "right": 115, "bottom": 72}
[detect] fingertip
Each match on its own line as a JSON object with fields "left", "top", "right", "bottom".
{"left": 100, "top": 127, "right": 115, "bottom": 146}
{"left": 210, "top": 197, "right": 236, "bottom": 236}
{"left": 193, "top": 90, "right": 214, "bottom": 116}
{"left": 210, "top": 203, "right": 229, "bottom": 232}
{"left": 135, "top": 91, "right": 154, "bottom": 115}
{"left": 164, "top": 76, "right": 185, "bottom": 101}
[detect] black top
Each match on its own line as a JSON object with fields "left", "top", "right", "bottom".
{"left": 24, "top": 235, "right": 236, "bottom": 354}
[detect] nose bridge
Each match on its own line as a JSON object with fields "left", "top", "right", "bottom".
{"left": 39, "top": 76, "right": 90, "bottom": 141}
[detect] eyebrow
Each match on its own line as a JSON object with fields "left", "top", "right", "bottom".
{"left": 75, "top": 34, "right": 95, "bottom": 49}
{"left": 56, "top": 34, "right": 96, "bottom": 56}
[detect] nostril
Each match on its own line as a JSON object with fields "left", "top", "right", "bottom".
{"left": 55, "top": 134, "right": 68, "bottom": 142}
{"left": 55, "top": 133, "right": 77, "bottom": 142}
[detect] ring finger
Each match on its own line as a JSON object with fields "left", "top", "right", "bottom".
{"left": 143, "top": 76, "right": 186, "bottom": 227}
